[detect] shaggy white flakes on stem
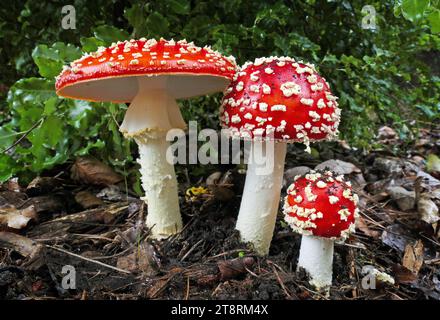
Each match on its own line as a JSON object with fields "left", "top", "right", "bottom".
{"left": 137, "top": 137, "right": 182, "bottom": 238}
{"left": 120, "top": 78, "right": 183, "bottom": 239}
{"left": 297, "top": 235, "right": 334, "bottom": 292}
{"left": 235, "top": 141, "right": 287, "bottom": 255}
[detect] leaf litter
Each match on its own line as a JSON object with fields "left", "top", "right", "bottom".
{"left": 0, "top": 125, "right": 439, "bottom": 300}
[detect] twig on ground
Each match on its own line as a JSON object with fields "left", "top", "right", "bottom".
{"left": 46, "top": 244, "right": 131, "bottom": 274}
{"left": 185, "top": 276, "right": 190, "bottom": 300}
{"left": 211, "top": 282, "right": 223, "bottom": 297}
{"left": 181, "top": 239, "right": 204, "bottom": 262}
{"left": 267, "top": 261, "right": 292, "bottom": 299}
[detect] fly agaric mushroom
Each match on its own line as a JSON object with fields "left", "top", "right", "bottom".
{"left": 220, "top": 56, "right": 340, "bottom": 255}
{"left": 283, "top": 170, "right": 359, "bottom": 291}
{"left": 56, "top": 38, "right": 237, "bottom": 239}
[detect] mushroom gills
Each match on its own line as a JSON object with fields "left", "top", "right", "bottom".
{"left": 59, "top": 74, "right": 230, "bottom": 102}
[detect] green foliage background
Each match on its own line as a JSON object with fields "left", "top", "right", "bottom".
{"left": 0, "top": 0, "right": 439, "bottom": 185}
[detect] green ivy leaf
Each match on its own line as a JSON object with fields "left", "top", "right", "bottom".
{"left": 43, "top": 97, "right": 58, "bottom": 116}
{"left": 168, "top": 0, "right": 191, "bottom": 15}
{"left": 52, "top": 43, "right": 82, "bottom": 61}
{"left": 255, "top": 3, "right": 290, "bottom": 28}
{"left": 0, "top": 154, "right": 15, "bottom": 182}
{"left": 67, "top": 99, "right": 94, "bottom": 130}
{"left": 401, "top": 0, "right": 430, "bottom": 21}
{"left": 182, "top": 15, "right": 212, "bottom": 39}
{"left": 273, "top": 34, "right": 290, "bottom": 54}
{"left": 31, "top": 43, "right": 81, "bottom": 78}
{"left": 32, "top": 45, "right": 63, "bottom": 78}
{"left": 75, "top": 139, "right": 105, "bottom": 156}
{"left": 125, "top": 4, "right": 148, "bottom": 37}
{"left": 0, "top": 123, "right": 16, "bottom": 150}
{"left": 93, "top": 25, "right": 130, "bottom": 45}
{"left": 427, "top": 9, "right": 440, "bottom": 33}
{"left": 416, "top": 104, "right": 436, "bottom": 118}
{"left": 8, "top": 78, "right": 55, "bottom": 109}
{"left": 146, "top": 12, "right": 170, "bottom": 36}
{"left": 80, "top": 37, "right": 106, "bottom": 52}
{"left": 28, "top": 115, "right": 63, "bottom": 150}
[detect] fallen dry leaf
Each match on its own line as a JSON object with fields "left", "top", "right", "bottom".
{"left": 217, "top": 257, "right": 255, "bottom": 281}
{"left": 374, "top": 157, "right": 420, "bottom": 176}
{"left": 28, "top": 202, "right": 129, "bottom": 238}
{"left": 381, "top": 224, "right": 416, "bottom": 252}
{"left": 116, "top": 243, "right": 159, "bottom": 275}
{"left": 0, "top": 231, "right": 44, "bottom": 269}
{"left": 392, "top": 264, "right": 418, "bottom": 284}
{"left": 0, "top": 190, "right": 27, "bottom": 207}
{"left": 0, "top": 205, "right": 36, "bottom": 229}
{"left": 206, "top": 171, "right": 223, "bottom": 186}
{"left": 356, "top": 215, "right": 381, "bottom": 239}
{"left": 75, "top": 191, "right": 103, "bottom": 209}
{"left": 418, "top": 196, "right": 439, "bottom": 225}
{"left": 26, "top": 176, "right": 61, "bottom": 196}
{"left": 71, "top": 157, "right": 123, "bottom": 186}
{"left": 378, "top": 126, "right": 397, "bottom": 140}
{"left": 6, "top": 178, "right": 21, "bottom": 193}
{"left": 402, "top": 240, "right": 424, "bottom": 275}
{"left": 387, "top": 186, "right": 416, "bottom": 211}
{"left": 417, "top": 171, "right": 440, "bottom": 188}
{"left": 26, "top": 195, "right": 64, "bottom": 214}
{"left": 97, "top": 185, "right": 126, "bottom": 201}
{"left": 209, "top": 185, "right": 235, "bottom": 202}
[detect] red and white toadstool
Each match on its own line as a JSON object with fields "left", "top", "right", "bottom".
{"left": 220, "top": 56, "right": 340, "bottom": 255}
{"left": 283, "top": 170, "right": 359, "bottom": 291}
{"left": 56, "top": 38, "right": 237, "bottom": 239}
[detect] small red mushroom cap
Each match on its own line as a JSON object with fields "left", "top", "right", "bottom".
{"left": 220, "top": 57, "right": 340, "bottom": 150}
{"left": 283, "top": 170, "right": 358, "bottom": 239}
{"left": 55, "top": 38, "right": 237, "bottom": 102}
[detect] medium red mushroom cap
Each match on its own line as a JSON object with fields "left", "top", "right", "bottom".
{"left": 283, "top": 170, "right": 358, "bottom": 239}
{"left": 55, "top": 38, "right": 237, "bottom": 102}
{"left": 220, "top": 57, "right": 340, "bottom": 148}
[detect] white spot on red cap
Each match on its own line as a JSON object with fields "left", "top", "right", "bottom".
{"left": 262, "top": 84, "right": 271, "bottom": 94}
{"left": 300, "top": 98, "right": 314, "bottom": 106}
{"left": 250, "top": 71, "right": 260, "bottom": 81}
{"left": 259, "top": 102, "right": 268, "bottom": 111}
{"left": 231, "top": 114, "right": 241, "bottom": 123}
{"left": 329, "top": 196, "right": 339, "bottom": 204}
{"left": 271, "top": 104, "right": 287, "bottom": 112}
{"left": 280, "top": 82, "right": 301, "bottom": 97}
{"left": 264, "top": 67, "right": 274, "bottom": 74}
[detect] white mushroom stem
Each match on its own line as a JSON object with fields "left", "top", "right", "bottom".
{"left": 120, "top": 78, "right": 184, "bottom": 239}
{"left": 136, "top": 138, "right": 181, "bottom": 238}
{"left": 235, "top": 141, "right": 287, "bottom": 255}
{"left": 297, "top": 235, "right": 334, "bottom": 291}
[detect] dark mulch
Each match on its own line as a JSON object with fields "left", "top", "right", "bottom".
{"left": 0, "top": 125, "right": 439, "bottom": 300}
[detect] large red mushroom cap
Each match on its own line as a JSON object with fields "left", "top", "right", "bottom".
{"left": 220, "top": 57, "right": 340, "bottom": 149}
{"left": 283, "top": 170, "right": 358, "bottom": 239}
{"left": 55, "top": 38, "right": 237, "bottom": 102}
